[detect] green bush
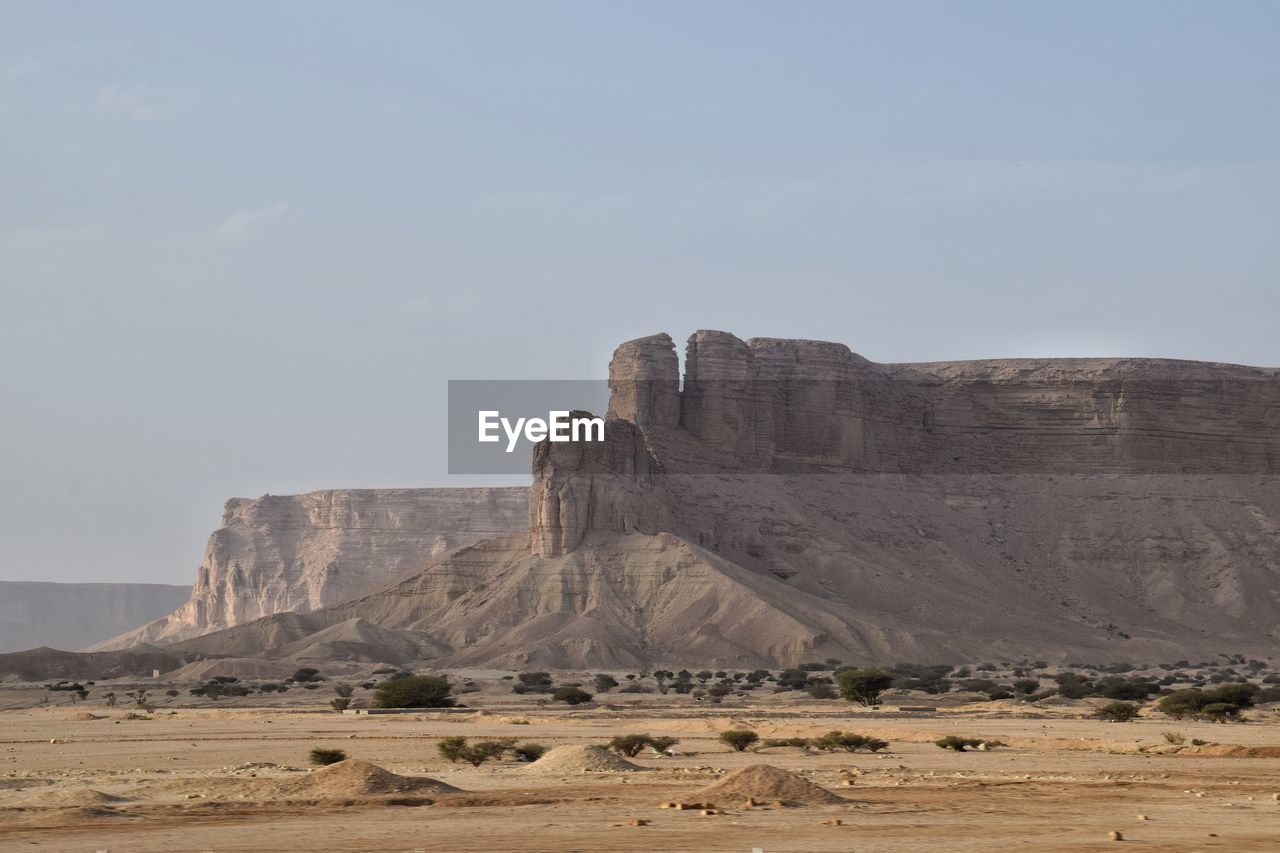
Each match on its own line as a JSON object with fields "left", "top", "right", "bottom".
{"left": 551, "top": 686, "right": 593, "bottom": 705}
{"left": 761, "top": 737, "right": 811, "bottom": 749}
{"left": 812, "top": 730, "right": 890, "bottom": 752}
{"left": 513, "top": 742, "right": 547, "bottom": 762}
{"left": 609, "top": 734, "right": 654, "bottom": 757}
{"left": 309, "top": 748, "right": 347, "bottom": 766}
{"left": 806, "top": 683, "right": 838, "bottom": 699}
{"left": 330, "top": 697, "right": 351, "bottom": 711}
{"left": 934, "top": 735, "right": 1005, "bottom": 752}
{"left": 438, "top": 736, "right": 468, "bottom": 763}
{"left": 375, "top": 674, "right": 455, "bottom": 709}
{"left": 837, "top": 669, "right": 894, "bottom": 707}
{"left": 333, "top": 683, "right": 355, "bottom": 698}
{"left": 719, "top": 729, "right": 759, "bottom": 751}
{"left": 1094, "top": 701, "right": 1140, "bottom": 722}
{"left": 437, "top": 736, "right": 514, "bottom": 766}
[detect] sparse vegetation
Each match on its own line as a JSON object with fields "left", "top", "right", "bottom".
{"left": 593, "top": 674, "right": 619, "bottom": 693}
{"left": 309, "top": 748, "right": 347, "bottom": 766}
{"left": 513, "top": 742, "right": 547, "bottom": 762}
{"left": 1094, "top": 701, "right": 1141, "bottom": 722}
{"left": 719, "top": 729, "right": 760, "bottom": 751}
{"left": 837, "top": 668, "right": 894, "bottom": 707}
{"left": 812, "top": 731, "right": 890, "bottom": 752}
{"left": 608, "top": 734, "right": 680, "bottom": 757}
{"left": 935, "top": 736, "right": 1006, "bottom": 752}
{"left": 375, "top": 674, "right": 455, "bottom": 709}
{"left": 551, "top": 686, "right": 593, "bottom": 705}
{"left": 330, "top": 697, "right": 351, "bottom": 711}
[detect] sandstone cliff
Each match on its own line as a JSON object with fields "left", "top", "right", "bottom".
{"left": 96, "top": 488, "right": 528, "bottom": 649}
{"left": 0, "top": 582, "right": 191, "bottom": 653}
{"left": 166, "top": 331, "right": 1280, "bottom": 668}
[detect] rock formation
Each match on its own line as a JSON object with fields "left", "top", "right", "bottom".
{"left": 162, "top": 331, "right": 1280, "bottom": 669}
{"left": 0, "top": 582, "right": 190, "bottom": 653}
{"left": 95, "top": 488, "right": 528, "bottom": 649}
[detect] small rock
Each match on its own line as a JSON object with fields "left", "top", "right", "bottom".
{"left": 627, "top": 819, "right": 648, "bottom": 827}
{"left": 1109, "top": 831, "right": 1124, "bottom": 841}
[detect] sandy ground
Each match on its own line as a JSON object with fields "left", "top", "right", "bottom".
{"left": 2, "top": 695, "right": 1278, "bottom": 852}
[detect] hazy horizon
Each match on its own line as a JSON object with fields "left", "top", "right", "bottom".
{"left": 3, "top": 2, "right": 1278, "bottom": 583}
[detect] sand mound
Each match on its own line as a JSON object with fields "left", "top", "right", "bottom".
{"left": 254, "top": 759, "right": 462, "bottom": 798}
{"left": 523, "top": 745, "right": 645, "bottom": 774}
{"left": 691, "top": 764, "right": 845, "bottom": 805}
{"left": 21, "top": 788, "right": 129, "bottom": 807}
{"left": 66, "top": 712, "right": 104, "bottom": 721}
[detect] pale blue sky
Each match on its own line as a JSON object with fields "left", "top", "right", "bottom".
{"left": 2, "top": 2, "right": 1277, "bottom": 582}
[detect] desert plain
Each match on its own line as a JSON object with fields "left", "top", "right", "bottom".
{"left": 2, "top": 672, "right": 1278, "bottom": 852}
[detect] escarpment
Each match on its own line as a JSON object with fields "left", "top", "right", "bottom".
{"left": 115, "top": 331, "right": 1280, "bottom": 668}
{"left": 94, "top": 488, "right": 528, "bottom": 649}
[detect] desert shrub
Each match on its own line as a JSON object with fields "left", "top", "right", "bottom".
{"left": 811, "top": 730, "right": 889, "bottom": 752}
{"left": 958, "top": 678, "right": 1000, "bottom": 694}
{"left": 707, "top": 683, "right": 734, "bottom": 701}
{"left": 776, "top": 669, "right": 811, "bottom": 690}
{"left": 1262, "top": 674, "right": 1280, "bottom": 684}
{"left": 610, "top": 734, "right": 654, "bottom": 757}
{"left": 1012, "top": 679, "right": 1040, "bottom": 695}
{"left": 513, "top": 672, "right": 553, "bottom": 694}
{"left": 1094, "top": 701, "right": 1141, "bottom": 722}
{"left": 806, "top": 683, "right": 837, "bottom": 700}
{"left": 593, "top": 674, "right": 619, "bottom": 693}
{"left": 1199, "top": 702, "right": 1241, "bottom": 722}
{"left": 333, "top": 683, "right": 355, "bottom": 698}
{"left": 375, "top": 674, "right": 454, "bottom": 709}
{"left": 1253, "top": 686, "right": 1280, "bottom": 704}
{"left": 551, "top": 686, "right": 593, "bottom": 705}
{"left": 513, "top": 742, "right": 547, "bottom": 762}
{"left": 935, "top": 736, "right": 1005, "bottom": 752}
{"left": 165, "top": 689, "right": 179, "bottom": 697}
{"left": 330, "top": 697, "right": 351, "bottom": 711}
{"left": 617, "top": 683, "right": 651, "bottom": 694}
{"left": 648, "top": 736, "right": 679, "bottom": 754}
{"left": 1161, "top": 731, "right": 1186, "bottom": 745}
{"left": 719, "top": 729, "right": 759, "bottom": 751}
{"left": 608, "top": 734, "right": 679, "bottom": 756}
{"left": 438, "top": 736, "right": 468, "bottom": 763}
{"left": 458, "top": 739, "right": 515, "bottom": 767}
{"left": 891, "top": 663, "right": 952, "bottom": 694}
{"left": 1157, "top": 684, "right": 1256, "bottom": 720}
{"left": 761, "top": 737, "right": 811, "bottom": 749}
{"left": 837, "top": 669, "right": 894, "bottom": 707}
{"left": 291, "top": 667, "right": 323, "bottom": 683}
{"left": 1095, "top": 677, "right": 1159, "bottom": 701}
{"left": 309, "top": 748, "right": 347, "bottom": 766}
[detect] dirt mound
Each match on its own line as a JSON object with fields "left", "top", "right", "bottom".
{"left": 253, "top": 759, "right": 462, "bottom": 798}
{"left": 65, "top": 711, "right": 104, "bottom": 721}
{"left": 20, "top": 788, "right": 130, "bottom": 807}
{"left": 691, "top": 764, "right": 845, "bottom": 805}
{"left": 523, "top": 745, "right": 645, "bottom": 774}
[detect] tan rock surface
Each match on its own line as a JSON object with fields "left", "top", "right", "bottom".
{"left": 96, "top": 487, "right": 528, "bottom": 649}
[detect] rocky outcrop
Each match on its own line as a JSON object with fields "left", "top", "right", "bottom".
{"left": 0, "top": 582, "right": 191, "bottom": 653}
{"left": 96, "top": 488, "right": 528, "bottom": 649}
{"left": 163, "top": 331, "right": 1280, "bottom": 668}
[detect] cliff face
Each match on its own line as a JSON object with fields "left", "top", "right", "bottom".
{"left": 168, "top": 331, "right": 1280, "bottom": 669}
{"left": 96, "top": 487, "right": 528, "bottom": 649}
{"left": 0, "top": 582, "right": 191, "bottom": 653}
